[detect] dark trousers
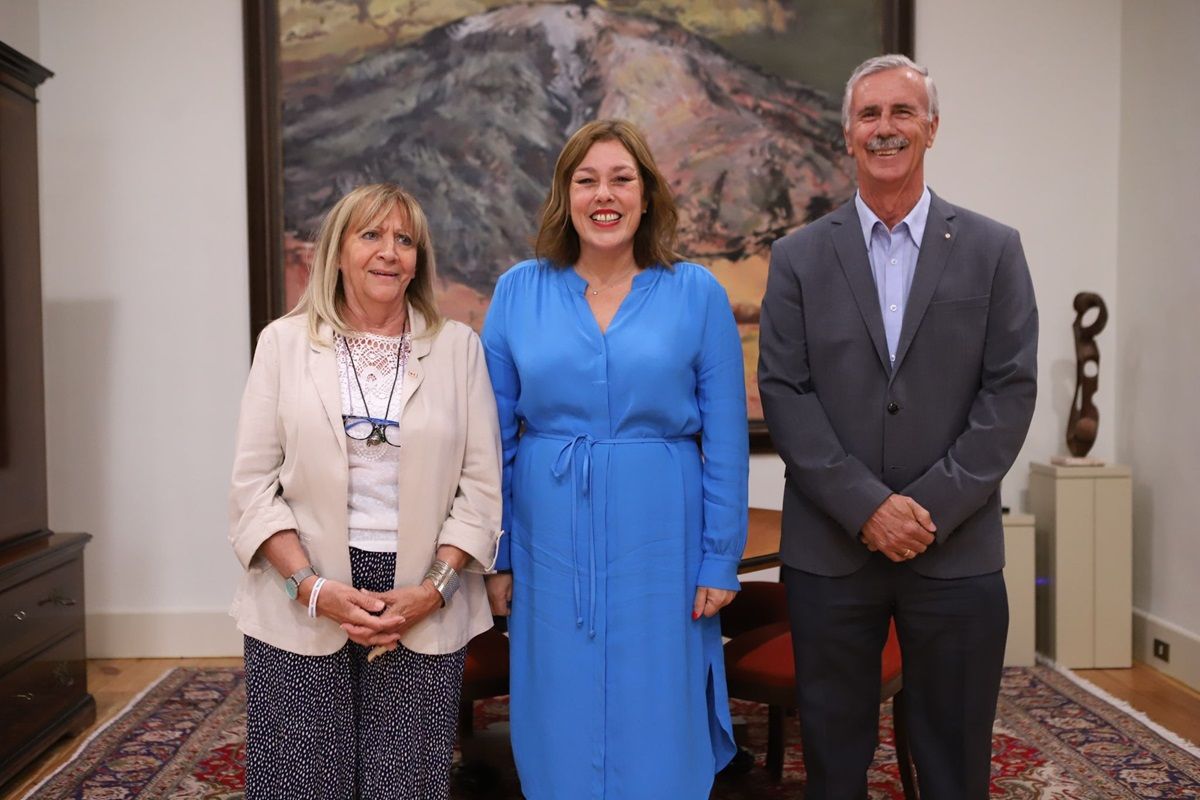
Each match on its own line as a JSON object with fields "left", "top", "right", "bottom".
{"left": 784, "top": 555, "right": 1007, "bottom": 800}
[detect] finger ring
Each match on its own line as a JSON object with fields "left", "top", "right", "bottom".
{"left": 902, "top": 548, "right": 913, "bottom": 558}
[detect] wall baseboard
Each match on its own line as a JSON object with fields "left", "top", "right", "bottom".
{"left": 87, "top": 611, "right": 242, "bottom": 658}
{"left": 1132, "top": 608, "right": 1200, "bottom": 692}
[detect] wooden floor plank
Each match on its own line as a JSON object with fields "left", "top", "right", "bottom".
{"left": 1075, "top": 665, "right": 1200, "bottom": 744}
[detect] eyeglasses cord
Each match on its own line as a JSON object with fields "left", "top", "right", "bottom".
{"left": 341, "top": 334, "right": 403, "bottom": 425}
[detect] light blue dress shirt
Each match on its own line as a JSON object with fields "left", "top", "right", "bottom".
{"left": 855, "top": 186, "right": 931, "bottom": 367}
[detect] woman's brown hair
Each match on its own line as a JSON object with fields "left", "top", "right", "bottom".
{"left": 535, "top": 119, "right": 681, "bottom": 269}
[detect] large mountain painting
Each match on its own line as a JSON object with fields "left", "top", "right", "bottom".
{"left": 279, "top": 0, "right": 868, "bottom": 420}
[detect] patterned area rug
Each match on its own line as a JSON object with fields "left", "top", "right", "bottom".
{"left": 20, "top": 665, "right": 1200, "bottom": 799}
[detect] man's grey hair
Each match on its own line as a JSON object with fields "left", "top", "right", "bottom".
{"left": 841, "top": 54, "right": 939, "bottom": 131}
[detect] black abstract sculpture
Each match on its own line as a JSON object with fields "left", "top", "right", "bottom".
{"left": 1066, "top": 292, "right": 1108, "bottom": 459}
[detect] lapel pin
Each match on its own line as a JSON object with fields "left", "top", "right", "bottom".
{"left": 944, "top": 232, "right": 951, "bottom": 239}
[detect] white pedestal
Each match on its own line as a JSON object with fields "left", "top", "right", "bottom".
{"left": 1029, "top": 462, "right": 1132, "bottom": 668}
{"left": 1002, "top": 513, "right": 1036, "bottom": 667}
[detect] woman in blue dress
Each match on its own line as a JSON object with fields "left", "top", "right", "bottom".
{"left": 482, "top": 119, "right": 748, "bottom": 799}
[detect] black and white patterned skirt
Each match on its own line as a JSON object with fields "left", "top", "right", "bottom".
{"left": 244, "top": 547, "right": 466, "bottom": 800}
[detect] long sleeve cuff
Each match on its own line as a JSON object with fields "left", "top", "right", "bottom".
{"left": 841, "top": 482, "right": 896, "bottom": 539}
{"left": 697, "top": 552, "right": 741, "bottom": 592}
{"left": 231, "top": 504, "right": 298, "bottom": 571}
{"left": 493, "top": 533, "right": 511, "bottom": 572}
{"left": 438, "top": 518, "right": 501, "bottom": 574}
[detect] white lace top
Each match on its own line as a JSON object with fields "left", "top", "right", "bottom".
{"left": 336, "top": 332, "right": 410, "bottom": 552}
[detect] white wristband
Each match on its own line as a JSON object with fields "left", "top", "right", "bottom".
{"left": 307, "top": 577, "right": 327, "bottom": 619}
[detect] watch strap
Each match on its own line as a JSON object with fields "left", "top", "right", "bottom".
{"left": 284, "top": 565, "right": 318, "bottom": 600}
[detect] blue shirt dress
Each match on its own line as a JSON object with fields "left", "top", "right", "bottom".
{"left": 481, "top": 259, "right": 748, "bottom": 799}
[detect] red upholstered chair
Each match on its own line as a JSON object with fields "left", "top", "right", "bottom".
{"left": 458, "top": 626, "right": 510, "bottom": 737}
{"left": 720, "top": 580, "right": 790, "bottom": 639}
{"left": 724, "top": 615, "right": 917, "bottom": 798}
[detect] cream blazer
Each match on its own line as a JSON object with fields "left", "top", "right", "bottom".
{"left": 229, "top": 309, "right": 503, "bottom": 656}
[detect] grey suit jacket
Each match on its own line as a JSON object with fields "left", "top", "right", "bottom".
{"left": 758, "top": 191, "right": 1038, "bottom": 579}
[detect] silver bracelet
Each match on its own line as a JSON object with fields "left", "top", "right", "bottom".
{"left": 307, "top": 577, "right": 327, "bottom": 619}
{"left": 424, "top": 560, "right": 461, "bottom": 607}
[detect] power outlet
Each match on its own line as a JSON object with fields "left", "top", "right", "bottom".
{"left": 1153, "top": 638, "right": 1171, "bottom": 662}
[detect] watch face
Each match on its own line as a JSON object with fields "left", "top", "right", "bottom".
{"left": 283, "top": 566, "right": 315, "bottom": 600}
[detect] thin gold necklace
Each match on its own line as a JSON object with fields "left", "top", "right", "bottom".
{"left": 580, "top": 266, "right": 636, "bottom": 297}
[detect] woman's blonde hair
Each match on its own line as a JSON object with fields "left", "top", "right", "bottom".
{"left": 291, "top": 182, "right": 441, "bottom": 343}
{"left": 535, "top": 119, "right": 681, "bottom": 269}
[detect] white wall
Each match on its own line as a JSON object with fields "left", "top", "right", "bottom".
{"left": 0, "top": 0, "right": 39, "bottom": 59}
{"left": 37, "top": 0, "right": 249, "bottom": 655}
{"left": 916, "top": 0, "right": 1123, "bottom": 512}
{"left": 1116, "top": 0, "right": 1200, "bottom": 674}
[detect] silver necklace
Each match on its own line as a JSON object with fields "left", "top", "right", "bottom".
{"left": 580, "top": 266, "right": 637, "bottom": 297}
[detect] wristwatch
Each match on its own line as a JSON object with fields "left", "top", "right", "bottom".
{"left": 283, "top": 566, "right": 318, "bottom": 600}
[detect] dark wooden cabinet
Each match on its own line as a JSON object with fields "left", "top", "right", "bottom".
{"left": 0, "top": 534, "right": 95, "bottom": 786}
{"left": 0, "top": 42, "right": 52, "bottom": 547}
{"left": 0, "top": 42, "right": 95, "bottom": 789}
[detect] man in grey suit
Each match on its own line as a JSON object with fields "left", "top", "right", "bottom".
{"left": 758, "top": 54, "right": 1038, "bottom": 799}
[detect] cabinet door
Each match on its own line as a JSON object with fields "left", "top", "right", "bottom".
{"left": 1094, "top": 477, "right": 1132, "bottom": 667}
{"left": 0, "top": 557, "right": 85, "bottom": 672}
{"left": 0, "top": 69, "right": 50, "bottom": 543}
{"left": 0, "top": 631, "right": 88, "bottom": 758}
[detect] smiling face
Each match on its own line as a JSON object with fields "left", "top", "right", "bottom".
{"left": 845, "top": 66, "right": 939, "bottom": 199}
{"left": 568, "top": 139, "right": 647, "bottom": 265}
{"left": 338, "top": 203, "right": 418, "bottom": 317}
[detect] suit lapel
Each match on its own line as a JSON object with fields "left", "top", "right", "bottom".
{"left": 891, "top": 192, "right": 957, "bottom": 378}
{"left": 309, "top": 324, "right": 348, "bottom": 462}
{"left": 396, "top": 306, "right": 431, "bottom": 416}
{"left": 831, "top": 203, "right": 891, "bottom": 373}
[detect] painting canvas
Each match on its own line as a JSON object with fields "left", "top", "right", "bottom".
{"left": 246, "top": 0, "right": 912, "bottom": 449}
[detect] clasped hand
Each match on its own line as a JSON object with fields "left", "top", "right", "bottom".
{"left": 860, "top": 493, "right": 937, "bottom": 562}
{"left": 311, "top": 580, "right": 440, "bottom": 649}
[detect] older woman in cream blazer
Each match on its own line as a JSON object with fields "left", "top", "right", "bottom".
{"left": 229, "top": 183, "right": 502, "bottom": 800}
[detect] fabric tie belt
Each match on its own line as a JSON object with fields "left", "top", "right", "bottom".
{"left": 525, "top": 430, "right": 693, "bottom": 638}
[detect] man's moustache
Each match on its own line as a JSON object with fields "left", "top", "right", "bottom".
{"left": 866, "top": 136, "right": 909, "bottom": 151}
